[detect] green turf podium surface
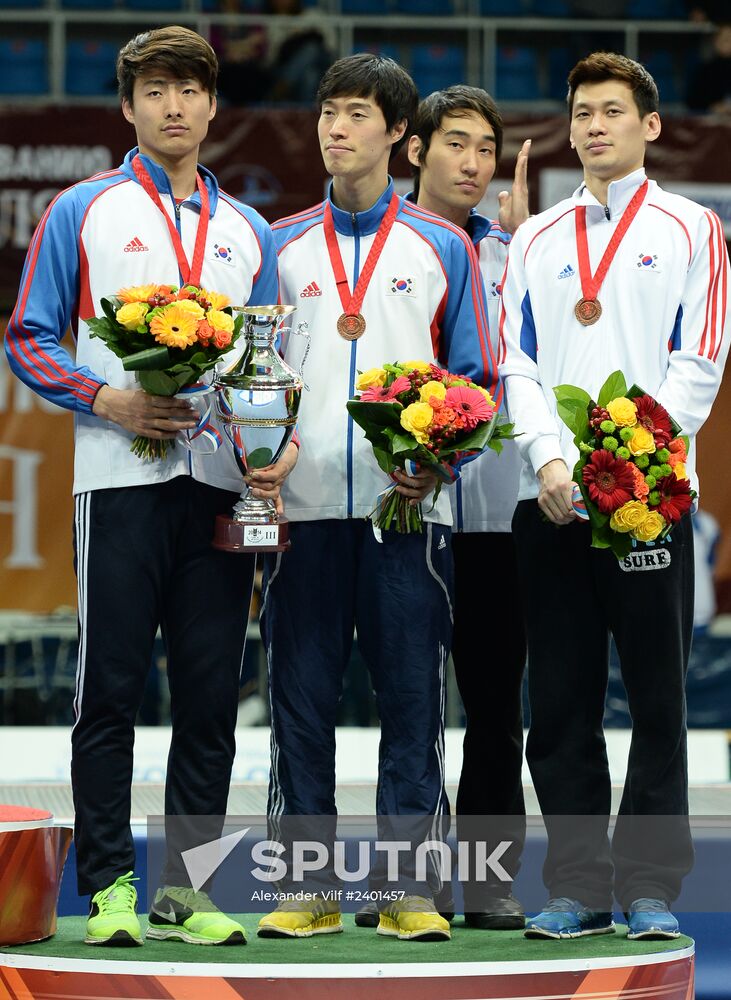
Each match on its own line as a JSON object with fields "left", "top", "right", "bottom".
{"left": 0, "top": 915, "right": 695, "bottom": 1000}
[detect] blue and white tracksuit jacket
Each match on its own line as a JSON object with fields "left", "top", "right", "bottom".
{"left": 272, "top": 180, "right": 497, "bottom": 526}
{"left": 5, "top": 148, "right": 279, "bottom": 495}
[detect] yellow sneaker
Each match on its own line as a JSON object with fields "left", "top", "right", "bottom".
{"left": 378, "top": 895, "right": 451, "bottom": 941}
{"left": 257, "top": 896, "right": 343, "bottom": 938}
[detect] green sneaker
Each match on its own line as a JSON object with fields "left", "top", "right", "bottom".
{"left": 146, "top": 886, "right": 246, "bottom": 945}
{"left": 85, "top": 871, "right": 143, "bottom": 946}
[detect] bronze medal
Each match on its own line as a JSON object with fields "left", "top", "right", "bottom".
{"left": 337, "top": 312, "right": 366, "bottom": 341}
{"left": 575, "top": 297, "right": 602, "bottom": 326}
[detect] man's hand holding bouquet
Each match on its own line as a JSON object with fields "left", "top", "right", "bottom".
{"left": 347, "top": 359, "right": 514, "bottom": 532}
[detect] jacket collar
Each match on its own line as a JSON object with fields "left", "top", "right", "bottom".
{"left": 574, "top": 167, "right": 649, "bottom": 218}
{"left": 403, "top": 191, "right": 492, "bottom": 244}
{"left": 327, "top": 178, "right": 395, "bottom": 236}
{"left": 122, "top": 148, "right": 220, "bottom": 217}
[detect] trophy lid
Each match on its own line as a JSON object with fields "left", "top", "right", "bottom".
{"left": 233, "top": 304, "right": 295, "bottom": 317}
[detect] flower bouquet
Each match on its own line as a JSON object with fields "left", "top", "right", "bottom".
{"left": 86, "top": 284, "right": 243, "bottom": 460}
{"left": 554, "top": 370, "right": 695, "bottom": 558}
{"left": 347, "top": 360, "right": 514, "bottom": 532}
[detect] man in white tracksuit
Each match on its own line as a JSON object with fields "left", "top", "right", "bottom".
{"left": 500, "top": 52, "right": 729, "bottom": 940}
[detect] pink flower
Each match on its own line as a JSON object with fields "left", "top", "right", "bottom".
{"left": 360, "top": 375, "right": 410, "bottom": 402}
{"left": 444, "top": 385, "right": 493, "bottom": 429}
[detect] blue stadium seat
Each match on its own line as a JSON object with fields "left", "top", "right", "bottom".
{"left": 0, "top": 38, "right": 48, "bottom": 95}
{"left": 640, "top": 49, "right": 680, "bottom": 102}
{"left": 60, "top": 0, "right": 115, "bottom": 8}
{"left": 531, "top": 0, "right": 571, "bottom": 14}
{"left": 548, "top": 45, "right": 572, "bottom": 100}
{"left": 341, "top": 0, "right": 389, "bottom": 12}
{"left": 495, "top": 45, "right": 539, "bottom": 101}
{"left": 0, "top": 0, "right": 44, "bottom": 7}
{"left": 481, "top": 0, "right": 529, "bottom": 14}
{"left": 626, "top": 0, "right": 685, "bottom": 17}
{"left": 124, "top": 0, "right": 184, "bottom": 9}
{"left": 394, "top": 0, "right": 454, "bottom": 12}
{"left": 65, "top": 40, "right": 118, "bottom": 96}
{"left": 358, "top": 42, "right": 401, "bottom": 62}
{"left": 411, "top": 43, "right": 465, "bottom": 97}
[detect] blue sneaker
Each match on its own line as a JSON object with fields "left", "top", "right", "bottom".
{"left": 626, "top": 898, "right": 680, "bottom": 940}
{"left": 525, "top": 897, "right": 615, "bottom": 939}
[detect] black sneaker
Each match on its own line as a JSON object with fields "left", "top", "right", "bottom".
{"left": 464, "top": 888, "right": 525, "bottom": 930}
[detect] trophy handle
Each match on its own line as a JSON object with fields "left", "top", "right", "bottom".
{"left": 280, "top": 320, "right": 311, "bottom": 390}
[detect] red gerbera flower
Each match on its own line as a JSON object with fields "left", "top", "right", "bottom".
{"left": 429, "top": 362, "right": 448, "bottom": 382}
{"left": 359, "top": 375, "right": 411, "bottom": 402}
{"left": 634, "top": 394, "right": 672, "bottom": 447}
{"left": 582, "top": 449, "right": 636, "bottom": 514}
{"left": 444, "top": 385, "right": 492, "bottom": 429}
{"left": 656, "top": 472, "right": 693, "bottom": 523}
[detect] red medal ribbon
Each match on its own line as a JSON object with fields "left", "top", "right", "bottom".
{"left": 323, "top": 192, "right": 400, "bottom": 320}
{"left": 132, "top": 156, "right": 210, "bottom": 287}
{"left": 575, "top": 179, "right": 649, "bottom": 303}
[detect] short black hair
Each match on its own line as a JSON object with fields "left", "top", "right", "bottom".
{"left": 117, "top": 25, "right": 217, "bottom": 105}
{"left": 410, "top": 85, "right": 503, "bottom": 196}
{"left": 567, "top": 52, "right": 659, "bottom": 119}
{"left": 316, "top": 53, "right": 418, "bottom": 160}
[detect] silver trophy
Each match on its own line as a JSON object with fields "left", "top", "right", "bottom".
{"left": 212, "top": 304, "right": 308, "bottom": 553}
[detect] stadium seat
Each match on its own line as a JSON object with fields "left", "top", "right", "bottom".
{"left": 123, "top": 0, "right": 184, "bottom": 9}
{"left": 65, "top": 40, "right": 118, "bottom": 97}
{"left": 0, "top": 0, "right": 44, "bottom": 8}
{"left": 532, "top": 0, "right": 571, "bottom": 14}
{"left": 548, "top": 45, "right": 572, "bottom": 100}
{"left": 495, "top": 45, "right": 540, "bottom": 101}
{"left": 341, "top": 0, "right": 389, "bottom": 12}
{"left": 394, "top": 0, "right": 454, "bottom": 13}
{"left": 480, "top": 0, "right": 529, "bottom": 14}
{"left": 626, "top": 0, "right": 685, "bottom": 17}
{"left": 60, "top": 0, "right": 115, "bottom": 8}
{"left": 0, "top": 38, "right": 48, "bottom": 96}
{"left": 358, "top": 41, "right": 401, "bottom": 62}
{"left": 411, "top": 43, "right": 465, "bottom": 97}
{"left": 640, "top": 49, "right": 680, "bottom": 102}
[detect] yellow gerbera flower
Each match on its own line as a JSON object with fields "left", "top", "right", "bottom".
{"left": 150, "top": 305, "right": 199, "bottom": 349}
{"left": 117, "top": 284, "right": 158, "bottom": 304}
{"left": 201, "top": 289, "right": 231, "bottom": 311}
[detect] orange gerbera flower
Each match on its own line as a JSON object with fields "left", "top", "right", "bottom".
{"left": 118, "top": 284, "right": 159, "bottom": 304}
{"left": 200, "top": 289, "right": 231, "bottom": 311}
{"left": 150, "top": 305, "right": 199, "bottom": 349}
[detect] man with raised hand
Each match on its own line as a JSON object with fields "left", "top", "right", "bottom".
{"left": 404, "top": 84, "right": 530, "bottom": 933}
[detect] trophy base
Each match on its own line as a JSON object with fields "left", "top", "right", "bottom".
{"left": 212, "top": 514, "right": 291, "bottom": 553}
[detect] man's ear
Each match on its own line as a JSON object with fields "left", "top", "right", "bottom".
{"left": 122, "top": 98, "right": 135, "bottom": 126}
{"left": 407, "top": 134, "right": 423, "bottom": 168}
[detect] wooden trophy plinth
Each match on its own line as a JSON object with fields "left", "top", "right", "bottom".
{"left": 212, "top": 514, "right": 291, "bottom": 553}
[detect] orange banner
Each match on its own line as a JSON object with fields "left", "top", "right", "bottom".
{"left": 0, "top": 320, "right": 77, "bottom": 613}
